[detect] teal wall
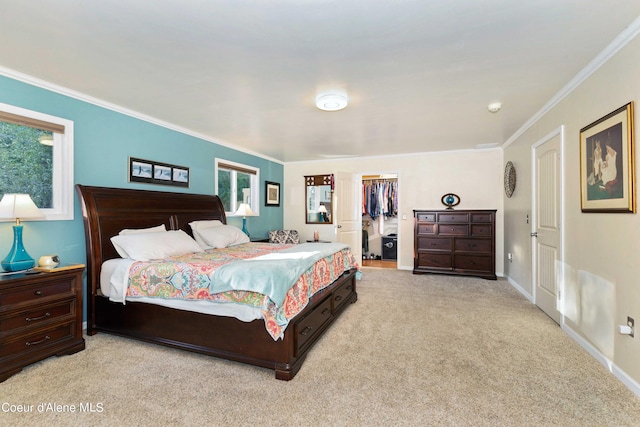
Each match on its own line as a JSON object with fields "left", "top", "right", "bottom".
{"left": 0, "top": 75, "right": 284, "bottom": 319}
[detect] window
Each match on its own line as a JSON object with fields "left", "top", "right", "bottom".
{"left": 0, "top": 102, "right": 74, "bottom": 220}
{"left": 215, "top": 159, "right": 259, "bottom": 215}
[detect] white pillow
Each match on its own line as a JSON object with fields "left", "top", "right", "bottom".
{"left": 189, "top": 220, "right": 223, "bottom": 232}
{"left": 118, "top": 224, "right": 167, "bottom": 235}
{"left": 189, "top": 220, "right": 224, "bottom": 248}
{"left": 110, "top": 230, "right": 203, "bottom": 261}
{"left": 195, "top": 224, "right": 249, "bottom": 249}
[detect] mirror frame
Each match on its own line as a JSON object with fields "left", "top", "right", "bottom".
{"left": 305, "top": 174, "right": 333, "bottom": 224}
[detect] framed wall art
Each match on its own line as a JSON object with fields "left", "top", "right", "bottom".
{"left": 265, "top": 181, "right": 280, "bottom": 206}
{"left": 129, "top": 157, "right": 190, "bottom": 188}
{"left": 580, "top": 102, "right": 635, "bottom": 213}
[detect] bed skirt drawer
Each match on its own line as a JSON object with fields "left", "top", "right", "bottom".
{"left": 294, "top": 297, "right": 333, "bottom": 355}
{"left": 332, "top": 279, "right": 355, "bottom": 313}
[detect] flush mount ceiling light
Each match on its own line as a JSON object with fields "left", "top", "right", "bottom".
{"left": 315, "top": 92, "right": 348, "bottom": 111}
{"left": 487, "top": 102, "right": 502, "bottom": 113}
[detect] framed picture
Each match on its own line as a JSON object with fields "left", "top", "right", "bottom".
{"left": 265, "top": 181, "right": 280, "bottom": 206}
{"left": 580, "top": 102, "right": 635, "bottom": 213}
{"left": 129, "top": 157, "right": 189, "bottom": 188}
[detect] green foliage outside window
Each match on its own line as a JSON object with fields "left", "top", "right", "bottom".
{"left": 0, "top": 122, "right": 53, "bottom": 208}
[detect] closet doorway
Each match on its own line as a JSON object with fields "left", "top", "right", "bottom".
{"left": 361, "top": 174, "right": 398, "bottom": 268}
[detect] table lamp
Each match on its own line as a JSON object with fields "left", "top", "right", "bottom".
{"left": 318, "top": 205, "right": 328, "bottom": 222}
{"left": 0, "top": 194, "right": 44, "bottom": 271}
{"left": 234, "top": 203, "right": 255, "bottom": 237}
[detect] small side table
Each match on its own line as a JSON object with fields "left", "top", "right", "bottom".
{"left": 0, "top": 266, "right": 85, "bottom": 382}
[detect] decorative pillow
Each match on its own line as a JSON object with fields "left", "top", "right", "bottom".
{"left": 189, "top": 220, "right": 224, "bottom": 248}
{"left": 110, "top": 230, "right": 203, "bottom": 261}
{"left": 195, "top": 224, "right": 249, "bottom": 249}
{"left": 118, "top": 224, "right": 167, "bottom": 235}
{"left": 268, "top": 230, "right": 300, "bottom": 244}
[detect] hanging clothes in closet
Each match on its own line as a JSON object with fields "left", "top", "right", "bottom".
{"left": 362, "top": 179, "right": 398, "bottom": 220}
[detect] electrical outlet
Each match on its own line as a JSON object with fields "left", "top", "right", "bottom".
{"left": 628, "top": 316, "right": 635, "bottom": 338}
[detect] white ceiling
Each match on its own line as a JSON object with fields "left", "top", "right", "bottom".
{"left": 1, "top": 1, "right": 639, "bottom": 163}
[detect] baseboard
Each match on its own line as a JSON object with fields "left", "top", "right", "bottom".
{"left": 506, "top": 274, "right": 640, "bottom": 398}
{"left": 563, "top": 324, "right": 640, "bottom": 398}
{"left": 506, "top": 275, "right": 533, "bottom": 302}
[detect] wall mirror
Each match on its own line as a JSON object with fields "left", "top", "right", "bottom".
{"left": 305, "top": 174, "right": 333, "bottom": 224}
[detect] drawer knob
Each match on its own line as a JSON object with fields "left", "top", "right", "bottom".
{"left": 25, "top": 335, "right": 50, "bottom": 346}
{"left": 26, "top": 312, "right": 51, "bottom": 322}
{"left": 322, "top": 308, "right": 330, "bottom": 316}
{"left": 34, "top": 290, "right": 43, "bottom": 296}
{"left": 335, "top": 295, "right": 343, "bottom": 302}
{"left": 300, "top": 326, "right": 313, "bottom": 336}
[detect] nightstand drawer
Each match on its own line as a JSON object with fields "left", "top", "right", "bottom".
{"left": 0, "top": 281, "right": 72, "bottom": 307}
{"left": 0, "top": 299, "right": 75, "bottom": 333}
{"left": 0, "top": 322, "right": 75, "bottom": 358}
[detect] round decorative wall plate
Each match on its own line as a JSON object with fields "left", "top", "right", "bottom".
{"left": 504, "top": 161, "right": 516, "bottom": 198}
{"left": 441, "top": 193, "right": 460, "bottom": 210}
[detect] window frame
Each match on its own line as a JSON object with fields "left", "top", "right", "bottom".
{"left": 214, "top": 158, "right": 260, "bottom": 216}
{"left": 0, "top": 102, "right": 74, "bottom": 221}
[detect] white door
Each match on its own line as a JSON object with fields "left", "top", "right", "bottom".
{"left": 335, "top": 171, "right": 362, "bottom": 263}
{"left": 532, "top": 127, "right": 563, "bottom": 324}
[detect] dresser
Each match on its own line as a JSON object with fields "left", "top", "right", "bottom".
{"left": 413, "top": 209, "right": 496, "bottom": 280}
{"left": 0, "top": 267, "right": 85, "bottom": 382}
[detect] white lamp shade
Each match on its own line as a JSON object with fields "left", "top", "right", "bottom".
{"left": 234, "top": 203, "right": 255, "bottom": 217}
{"left": 317, "top": 205, "right": 328, "bottom": 213}
{"left": 0, "top": 194, "right": 45, "bottom": 221}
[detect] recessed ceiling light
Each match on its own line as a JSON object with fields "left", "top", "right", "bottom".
{"left": 316, "top": 92, "right": 348, "bottom": 111}
{"left": 487, "top": 102, "right": 502, "bottom": 113}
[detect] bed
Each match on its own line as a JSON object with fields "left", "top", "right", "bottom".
{"left": 76, "top": 185, "right": 358, "bottom": 380}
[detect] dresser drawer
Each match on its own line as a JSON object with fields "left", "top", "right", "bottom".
{"left": 417, "top": 237, "right": 451, "bottom": 251}
{"left": 454, "top": 238, "right": 492, "bottom": 254}
{"left": 0, "top": 322, "right": 75, "bottom": 358}
{"left": 417, "top": 253, "right": 452, "bottom": 269}
{"left": 295, "top": 297, "right": 332, "bottom": 355}
{"left": 437, "top": 212, "right": 469, "bottom": 223}
{"left": 332, "top": 279, "right": 355, "bottom": 313}
{"left": 415, "top": 212, "right": 436, "bottom": 222}
{"left": 416, "top": 223, "right": 436, "bottom": 235}
{"left": 437, "top": 224, "right": 468, "bottom": 236}
{"left": 470, "top": 224, "right": 492, "bottom": 237}
{"left": 0, "top": 299, "right": 75, "bottom": 333}
{"left": 0, "top": 281, "right": 73, "bottom": 307}
{"left": 454, "top": 254, "right": 493, "bottom": 272}
{"left": 470, "top": 212, "right": 493, "bottom": 223}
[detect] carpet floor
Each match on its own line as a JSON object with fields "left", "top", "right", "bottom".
{"left": 2, "top": 268, "right": 640, "bottom": 426}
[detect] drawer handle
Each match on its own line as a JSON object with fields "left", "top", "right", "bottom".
{"left": 322, "top": 308, "right": 330, "bottom": 315}
{"left": 26, "top": 335, "right": 50, "bottom": 346}
{"left": 300, "top": 326, "right": 313, "bottom": 336}
{"left": 335, "top": 295, "right": 343, "bottom": 302}
{"left": 35, "top": 290, "right": 43, "bottom": 296}
{"left": 26, "top": 312, "right": 51, "bottom": 322}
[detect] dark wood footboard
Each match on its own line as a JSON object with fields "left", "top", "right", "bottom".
{"left": 92, "top": 269, "right": 356, "bottom": 380}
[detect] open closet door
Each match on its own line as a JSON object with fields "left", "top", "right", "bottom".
{"left": 335, "top": 171, "right": 362, "bottom": 263}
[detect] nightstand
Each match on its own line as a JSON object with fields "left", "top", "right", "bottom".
{"left": 0, "top": 266, "right": 85, "bottom": 382}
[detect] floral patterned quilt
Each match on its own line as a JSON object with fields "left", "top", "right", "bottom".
{"left": 125, "top": 242, "right": 359, "bottom": 340}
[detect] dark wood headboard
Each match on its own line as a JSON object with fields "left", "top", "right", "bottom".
{"left": 76, "top": 185, "right": 226, "bottom": 299}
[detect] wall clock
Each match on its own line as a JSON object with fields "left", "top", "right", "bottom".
{"left": 504, "top": 161, "right": 516, "bottom": 198}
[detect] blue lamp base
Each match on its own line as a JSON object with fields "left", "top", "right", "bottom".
{"left": 241, "top": 217, "right": 250, "bottom": 237}
{"left": 1, "top": 225, "right": 35, "bottom": 272}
